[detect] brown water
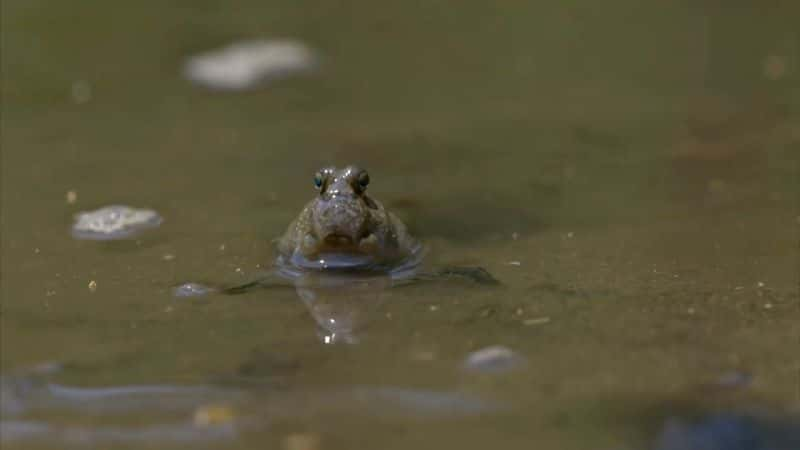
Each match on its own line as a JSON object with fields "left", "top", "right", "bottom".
{"left": 1, "top": 1, "right": 799, "bottom": 449}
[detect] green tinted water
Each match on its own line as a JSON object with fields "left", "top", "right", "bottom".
{"left": 2, "top": 1, "right": 798, "bottom": 449}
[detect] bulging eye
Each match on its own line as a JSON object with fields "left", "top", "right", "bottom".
{"left": 357, "top": 171, "right": 370, "bottom": 189}
{"left": 313, "top": 172, "right": 323, "bottom": 189}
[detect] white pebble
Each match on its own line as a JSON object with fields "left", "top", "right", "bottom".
{"left": 72, "top": 205, "right": 162, "bottom": 240}
{"left": 463, "top": 345, "right": 524, "bottom": 373}
{"left": 173, "top": 282, "right": 215, "bottom": 298}
{"left": 184, "top": 39, "right": 317, "bottom": 90}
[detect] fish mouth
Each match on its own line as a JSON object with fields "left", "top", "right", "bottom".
{"left": 323, "top": 233, "right": 356, "bottom": 247}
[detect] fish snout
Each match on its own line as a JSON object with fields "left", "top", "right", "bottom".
{"left": 313, "top": 199, "right": 368, "bottom": 246}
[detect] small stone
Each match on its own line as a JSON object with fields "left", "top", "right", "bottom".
{"left": 566, "top": 232, "right": 574, "bottom": 238}
{"left": 506, "top": 261, "right": 521, "bottom": 266}
{"left": 757, "top": 281, "right": 765, "bottom": 288}
{"left": 173, "top": 282, "right": 215, "bottom": 298}
{"left": 283, "top": 433, "right": 320, "bottom": 450}
{"left": 763, "top": 54, "right": 787, "bottom": 80}
{"left": 70, "top": 80, "right": 92, "bottom": 104}
{"left": 66, "top": 190, "right": 77, "bottom": 204}
{"left": 411, "top": 351, "right": 436, "bottom": 361}
{"left": 162, "top": 253, "right": 176, "bottom": 261}
{"left": 88, "top": 280, "right": 97, "bottom": 292}
{"left": 715, "top": 371, "right": 753, "bottom": 389}
{"left": 193, "top": 404, "right": 235, "bottom": 427}
{"left": 72, "top": 205, "right": 162, "bottom": 240}
{"left": 463, "top": 345, "right": 524, "bottom": 373}
{"left": 511, "top": 232, "right": 519, "bottom": 240}
{"left": 523, "top": 317, "right": 550, "bottom": 326}
{"left": 184, "top": 40, "right": 317, "bottom": 91}
{"left": 763, "top": 303, "right": 773, "bottom": 309}
{"left": 429, "top": 305, "right": 439, "bottom": 312}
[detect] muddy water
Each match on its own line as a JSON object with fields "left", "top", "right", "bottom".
{"left": 1, "top": 1, "right": 798, "bottom": 449}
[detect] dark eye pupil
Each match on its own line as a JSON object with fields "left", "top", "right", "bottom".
{"left": 314, "top": 176, "right": 322, "bottom": 188}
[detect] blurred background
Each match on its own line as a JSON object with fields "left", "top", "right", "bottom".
{"left": 1, "top": 1, "right": 798, "bottom": 449}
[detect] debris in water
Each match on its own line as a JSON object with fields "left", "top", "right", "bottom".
{"left": 183, "top": 40, "right": 317, "bottom": 91}
{"left": 463, "top": 346, "right": 525, "bottom": 373}
{"left": 173, "top": 283, "right": 216, "bottom": 298}
{"left": 71, "top": 205, "right": 162, "bottom": 240}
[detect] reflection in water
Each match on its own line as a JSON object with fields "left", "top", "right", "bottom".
{"left": 293, "top": 272, "right": 393, "bottom": 344}
{"left": 653, "top": 413, "right": 800, "bottom": 450}
{"left": 1, "top": 420, "right": 236, "bottom": 445}
{"left": 1, "top": 364, "right": 500, "bottom": 446}
{"left": 1, "top": 372, "right": 240, "bottom": 416}
{"left": 0, "top": 365, "right": 242, "bottom": 446}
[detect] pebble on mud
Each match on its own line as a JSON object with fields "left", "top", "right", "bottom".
{"left": 71, "top": 205, "right": 163, "bottom": 240}
{"left": 193, "top": 404, "right": 235, "bottom": 427}
{"left": 183, "top": 39, "right": 317, "bottom": 91}
{"left": 463, "top": 345, "right": 525, "bottom": 373}
{"left": 88, "top": 280, "right": 97, "bottom": 292}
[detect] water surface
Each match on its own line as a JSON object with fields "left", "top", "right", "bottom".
{"left": 2, "top": 1, "right": 798, "bottom": 449}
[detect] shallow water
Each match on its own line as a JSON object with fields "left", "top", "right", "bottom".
{"left": 2, "top": 1, "right": 799, "bottom": 449}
